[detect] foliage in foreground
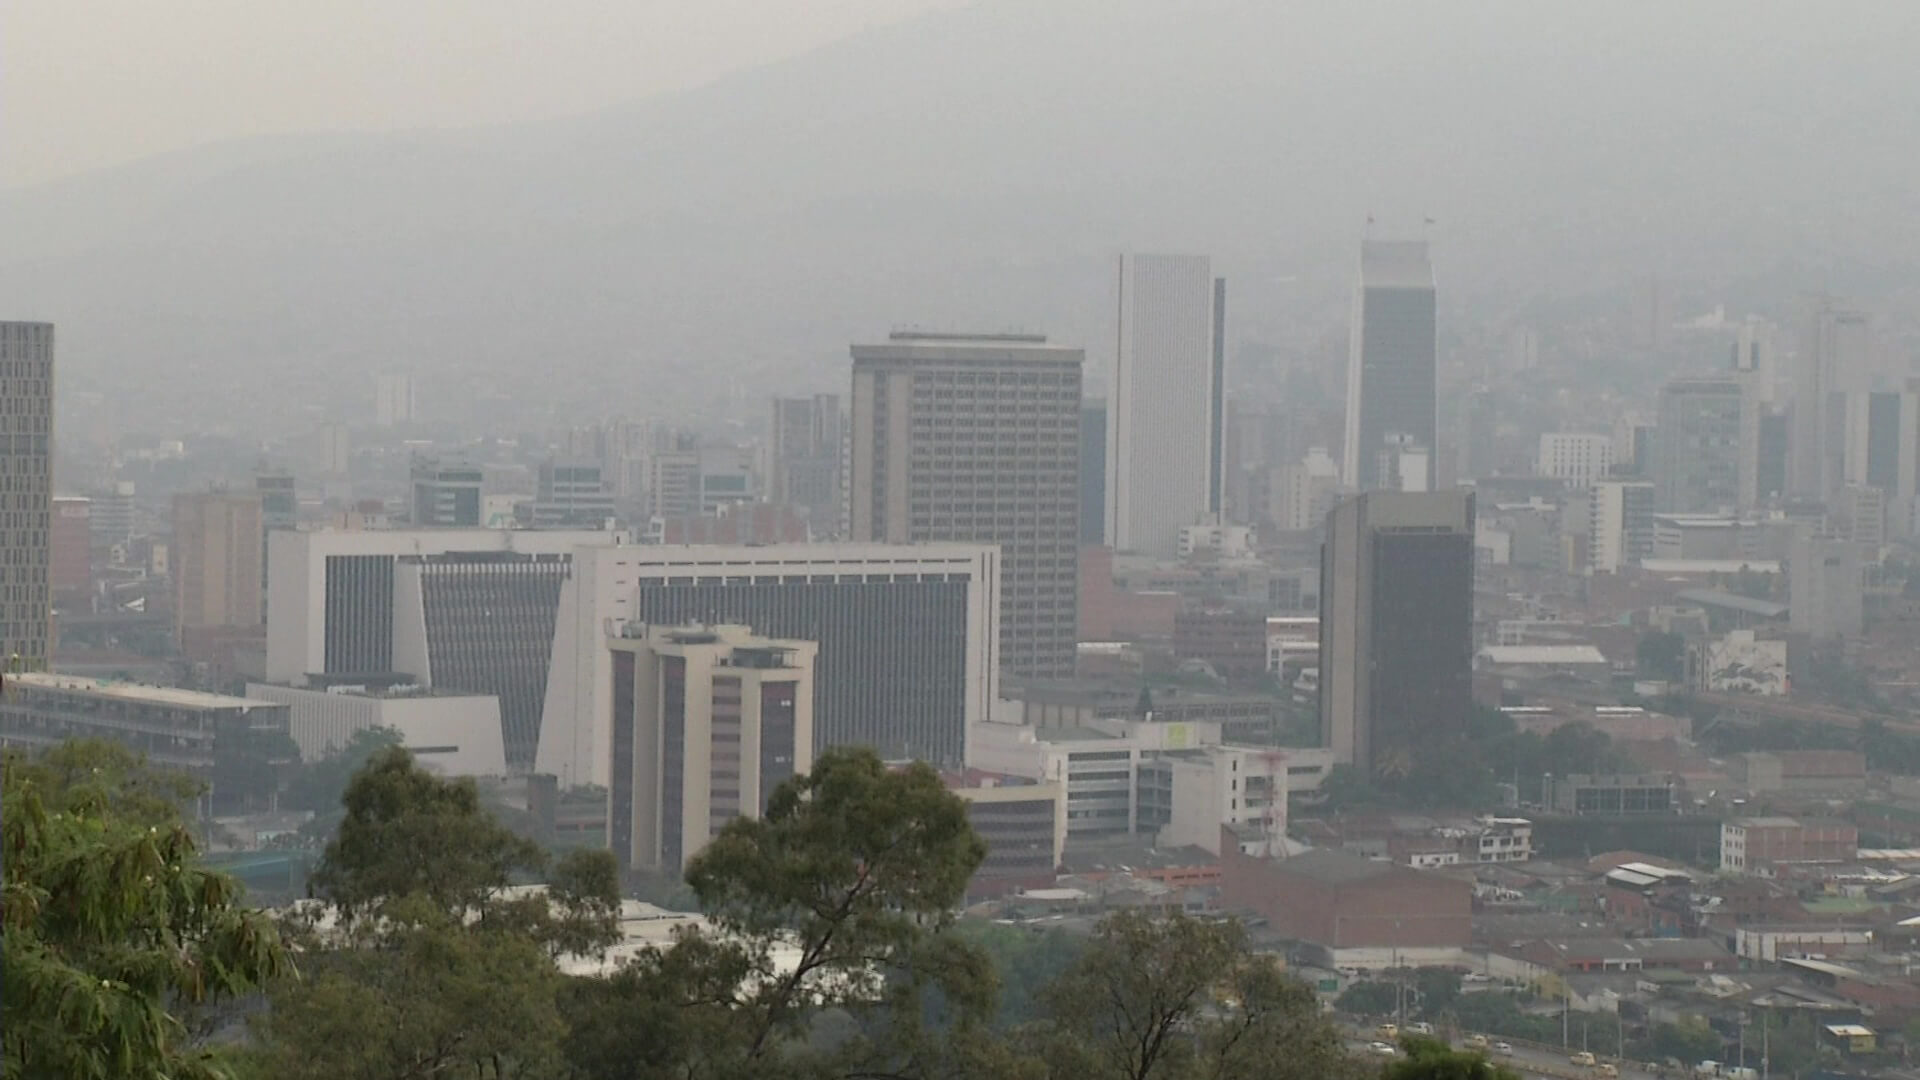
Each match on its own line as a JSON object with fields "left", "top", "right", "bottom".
{"left": 1, "top": 742, "right": 291, "bottom": 1080}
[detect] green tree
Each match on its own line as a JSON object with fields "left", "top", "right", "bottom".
{"left": 950, "top": 921, "right": 1087, "bottom": 1030}
{"left": 250, "top": 747, "right": 620, "bottom": 1080}
{"left": 1386, "top": 1036, "right": 1520, "bottom": 1080}
{"left": 558, "top": 748, "right": 994, "bottom": 1080}
{"left": 1335, "top": 980, "right": 1401, "bottom": 1017}
{"left": 1412, "top": 968, "right": 1462, "bottom": 1019}
{"left": 281, "top": 725, "right": 404, "bottom": 816}
{"left": 1647, "top": 1017, "right": 1721, "bottom": 1064}
{"left": 1029, "top": 910, "right": 1359, "bottom": 1080}
{"left": 2, "top": 745, "right": 291, "bottom": 1080}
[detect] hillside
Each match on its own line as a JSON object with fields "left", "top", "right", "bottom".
{"left": 8, "top": 0, "right": 1918, "bottom": 438}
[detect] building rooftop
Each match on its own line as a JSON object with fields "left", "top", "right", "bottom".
{"left": 12, "top": 673, "right": 270, "bottom": 710}
{"left": 1641, "top": 559, "right": 1781, "bottom": 575}
{"left": 1360, "top": 239, "right": 1434, "bottom": 291}
{"left": 1267, "top": 847, "right": 1402, "bottom": 886}
{"left": 1675, "top": 589, "right": 1789, "bottom": 618}
{"left": 1477, "top": 645, "right": 1610, "bottom": 666}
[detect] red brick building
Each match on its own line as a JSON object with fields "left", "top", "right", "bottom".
{"left": 1721, "top": 817, "right": 1858, "bottom": 872}
{"left": 1220, "top": 840, "right": 1472, "bottom": 949}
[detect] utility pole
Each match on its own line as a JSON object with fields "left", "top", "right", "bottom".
{"left": 1761, "top": 1011, "right": 1770, "bottom": 1080}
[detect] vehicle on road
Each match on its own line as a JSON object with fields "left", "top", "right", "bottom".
{"left": 1493, "top": 1042, "right": 1514, "bottom": 1056}
{"left": 1367, "top": 1042, "right": 1398, "bottom": 1058}
{"left": 1462, "top": 972, "right": 1492, "bottom": 984}
{"left": 1571, "top": 1051, "right": 1597, "bottom": 1067}
{"left": 1597, "top": 1065, "right": 1619, "bottom": 1078}
{"left": 1408, "top": 1022, "right": 1434, "bottom": 1036}
{"left": 1464, "top": 1034, "right": 1489, "bottom": 1050}
{"left": 1377, "top": 1023, "right": 1399, "bottom": 1040}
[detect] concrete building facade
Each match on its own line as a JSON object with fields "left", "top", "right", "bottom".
{"left": 1108, "top": 254, "right": 1224, "bottom": 556}
{"left": 537, "top": 543, "right": 1000, "bottom": 786}
{"left": 850, "top": 332, "right": 1081, "bottom": 680}
{"left": 247, "top": 681, "right": 507, "bottom": 776}
{"left": 1654, "top": 374, "right": 1752, "bottom": 514}
{"left": 1588, "top": 480, "right": 1655, "bottom": 573}
{"left": 605, "top": 623, "right": 815, "bottom": 872}
{"left": 0, "top": 321, "right": 54, "bottom": 669}
{"left": 1537, "top": 433, "right": 1615, "bottom": 486}
{"left": 172, "top": 491, "right": 265, "bottom": 636}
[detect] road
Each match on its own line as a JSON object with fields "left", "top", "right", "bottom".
{"left": 1341, "top": 1027, "right": 1662, "bottom": 1080}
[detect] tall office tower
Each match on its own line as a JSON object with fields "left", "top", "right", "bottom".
{"left": 850, "top": 331, "right": 1082, "bottom": 680}
{"left": 1588, "top": 480, "right": 1656, "bottom": 574}
{"left": 0, "top": 322, "right": 54, "bottom": 669}
{"left": 89, "top": 481, "right": 135, "bottom": 556}
{"left": 410, "top": 454, "right": 483, "bottom": 526}
{"left": 530, "top": 460, "right": 615, "bottom": 528}
{"left": 266, "top": 528, "right": 611, "bottom": 769}
{"left": 172, "top": 491, "right": 265, "bottom": 635}
{"left": 766, "top": 394, "right": 844, "bottom": 536}
{"left": 606, "top": 623, "right": 816, "bottom": 872}
{"left": 540, "top": 543, "right": 999, "bottom": 785}
{"left": 1456, "top": 387, "right": 1497, "bottom": 484}
{"left": 1079, "top": 399, "right": 1107, "bottom": 544}
{"left": 1790, "top": 529, "right": 1864, "bottom": 640}
{"left": 51, "top": 497, "right": 92, "bottom": 610}
{"left": 1343, "top": 240, "right": 1437, "bottom": 491}
{"left": 1319, "top": 491, "right": 1474, "bottom": 778}
{"left": 1536, "top": 433, "right": 1615, "bottom": 486}
{"left": 1108, "top": 254, "right": 1224, "bottom": 556}
{"left": 374, "top": 373, "right": 415, "bottom": 427}
{"left": 1792, "top": 301, "right": 1872, "bottom": 501}
{"left": 1653, "top": 374, "right": 1751, "bottom": 514}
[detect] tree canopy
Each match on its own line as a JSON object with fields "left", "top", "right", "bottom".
{"left": 1, "top": 742, "right": 291, "bottom": 1080}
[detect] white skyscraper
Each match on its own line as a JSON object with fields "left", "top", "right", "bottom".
{"left": 1344, "top": 240, "right": 1438, "bottom": 491}
{"left": 1107, "top": 253, "right": 1224, "bottom": 557}
{"left": 1792, "top": 300, "right": 1872, "bottom": 501}
{"left": 1537, "top": 433, "right": 1615, "bottom": 486}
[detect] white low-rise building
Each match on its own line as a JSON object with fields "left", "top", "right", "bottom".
{"left": 247, "top": 681, "right": 507, "bottom": 777}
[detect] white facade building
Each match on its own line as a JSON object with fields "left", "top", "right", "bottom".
{"left": 1109, "top": 253, "right": 1222, "bottom": 557}
{"left": 246, "top": 682, "right": 507, "bottom": 777}
{"left": 1269, "top": 448, "right": 1342, "bottom": 532}
{"left": 1700, "top": 631, "right": 1788, "bottom": 695}
{"left": 536, "top": 543, "right": 1000, "bottom": 787}
{"left": 1588, "top": 480, "right": 1655, "bottom": 573}
{"left": 1537, "top": 433, "right": 1615, "bottom": 485}
{"left": 1177, "top": 523, "right": 1254, "bottom": 559}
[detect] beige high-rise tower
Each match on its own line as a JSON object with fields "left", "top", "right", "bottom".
{"left": 850, "top": 331, "right": 1083, "bottom": 681}
{"left": 0, "top": 322, "right": 54, "bottom": 670}
{"left": 172, "top": 491, "right": 264, "bottom": 635}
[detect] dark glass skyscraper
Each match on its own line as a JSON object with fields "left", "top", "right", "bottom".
{"left": 1343, "top": 241, "right": 1437, "bottom": 491}
{"left": 1319, "top": 491, "right": 1474, "bottom": 778}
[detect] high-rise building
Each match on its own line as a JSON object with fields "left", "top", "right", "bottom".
{"left": 1079, "top": 399, "right": 1107, "bottom": 544}
{"left": 1108, "top": 254, "right": 1224, "bottom": 556}
{"left": 606, "top": 622, "right": 816, "bottom": 872}
{"left": 89, "top": 481, "right": 135, "bottom": 557}
{"left": 410, "top": 454, "right": 483, "bottom": 526}
{"left": 1269, "top": 448, "right": 1342, "bottom": 532}
{"left": 1343, "top": 241, "right": 1437, "bottom": 491}
{"left": 1319, "top": 491, "right": 1474, "bottom": 777}
{"left": 1789, "top": 529, "right": 1864, "bottom": 640}
{"left": 1792, "top": 300, "right": 1872, "bottom": 501}
{"left": 1588, "top": 480, "right": 1656, "bottom": 574}
{"left": 0, "top": 321, "right": 53, "bottom": 669}
{"left": 374, "top": 373, "right": 415, "bottom": 427}
{"left": 50, "top": 497, "right": 91, "bottom": 610}
{"left": 530, "top": 460, "right": 615, "bottom": 528}
{"left": 1536, "top": 433, "right": 1615, "bottom": 486}
{"left": 172, "top": 491, "right": 265, "bottom": 635}
{"left": 266, "top": 528, "right": 611, "bottom": 769}
{"left": 1653, "top": 374, "right": 1750, "bottom": 514}
{"left": 766, "top": 394, "right": 844, "bottom": 536}
{"left": 539, "top": 543, "right": 999, "bottom": 785}
{"left": 850, "top": 331, "right": 1081, "bottom": 680}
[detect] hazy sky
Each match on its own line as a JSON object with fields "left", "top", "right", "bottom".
{"left": 1, "top": 0, "right": 966, "bottom": 188}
